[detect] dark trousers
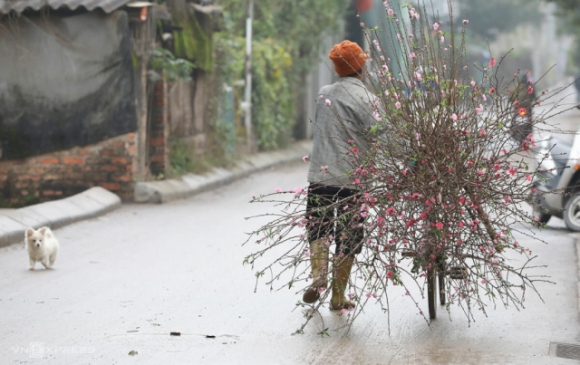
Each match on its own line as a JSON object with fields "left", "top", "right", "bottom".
{"left": 305, "top": 183, "right": 364, "bottom": 255}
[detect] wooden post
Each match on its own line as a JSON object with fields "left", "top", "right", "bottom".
{"left": 243, "top": 0, "right": 254, "bottom": 152}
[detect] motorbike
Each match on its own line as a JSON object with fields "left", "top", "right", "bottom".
{"left": 531, "top": 131, "right": 580, "bottom": 231}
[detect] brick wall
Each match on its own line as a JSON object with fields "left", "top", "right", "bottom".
{"left": 0, "top": 133, "right": 136, "bottom": 206}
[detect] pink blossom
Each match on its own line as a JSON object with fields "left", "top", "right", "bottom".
{"left": 470, "top": 80, "right": 476, "bottom": 87}
{"left": 384, "top": 89, "right": 389, "bottom": 96}
{"left": 504, "top": 196, "right": 512, "bottom": 202}
{"left": 415, "top": 72, "right": 422, "bottom": 81}
{"left": 451, "top": 113, "right": 458, "bottom": 121}
{"left": 387, "top": 270, "right": 394, "bottom": 279}
{"left": 294, "top": 187, "right": 303, "bottom": 194}
{"left": 343, "top": 205, "right": 349, "bottom": 210}
{"left": 458, "top": 222, "right": 464, "bottom": 228}
{"left": 387, "top": 8, "right": 394, "bottom": 15}
{"left": 433, "top": 23, "right": 439, "bottom": 31}
{"left": 275, "top": 187, "right": 281, "bottom": 192}
{"left": 436, "top": 222, "right": 444, "bottom": 230}
{"left": 507, "top": 167, "right": 516, "bottom": 177}
{"left": 440, "top": 36, "right": 444, "bottom": 43}
{"left": 354, "top": 178, "right": 361, "bottom": 185}
{"left": 482, "top": 94, "right": 487, "bottom": 102}
{"left": 526, "top": 174, "right": 532, "bottom": 181}
{"left": 302, "top": 155, "right": 309, "bottom": 162}
{"left": 410, "top": 52, "right": 416, "bottom": 58}
{"left": 479, "top": 127, "right": 485, "bottom": 136}
{"left": 477, "top": 170, "right": 484, "bottom": 175}
{"left": 489, "top": 56, "right": 496, "bottom": 67}
{"left": 319, "top": 95, "right": 323, "bottom": 99}
{"left": 489, "top": 87, "right": 495, "bottom": 94}
{"left": 352, "top": 147, "right": 359, "bottom": 154}
{"left": 395, "top": 101, "right": 401, "bottom": 109}
{"left": 325, "top": 99, "right": 331, "bottom": 106}
{"left": 320, "top": 165, "right": 328, "bottom": 173}
{"left": 463, "top": 19, "right": 469, "bottom": 24}
{"left": 373, "top": 111, "right": 382, "bottom": 121}
{"left": 528, "top": 85, "right": 534, "bottom": 95}
{"left": 476, "top": 105, "right": 484, "bottom": 114}
{"left": 493, "top": 164, "right": 500, "bottom": 170}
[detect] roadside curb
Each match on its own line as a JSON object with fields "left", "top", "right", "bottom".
{"left": 134, "top": 140, "right": 313, "bottom": 204}
{"left": 0, "top": 187, "right": 121, "bottom": 248}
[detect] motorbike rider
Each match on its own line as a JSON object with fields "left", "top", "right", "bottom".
{"left": 509, "top": 69, "right": 536, "bottom": 142}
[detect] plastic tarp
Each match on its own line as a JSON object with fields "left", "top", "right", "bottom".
{"left": 0, "top": 10, "right": 137, "bottom": 160}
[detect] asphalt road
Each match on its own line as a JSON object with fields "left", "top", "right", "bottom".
{"left": 1, "top": 159, "right": 580, "bottom": 364}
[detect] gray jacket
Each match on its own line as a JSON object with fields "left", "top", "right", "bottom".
{"left": 307, "top": 77, "right": 380, "bottom": 188}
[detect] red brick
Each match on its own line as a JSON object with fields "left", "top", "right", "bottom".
{"left": 41, "top": 157, "right": 60, "bottom": 165}
{"left": 114, "top": 141, "right": 125, "bottom": 148}
{"left": 113, "top": 174, "right": 132, "bottom": 182}
{"left": 150, "top": 155, "right": 165, "bottom": 162}
{"left": 43, "top": 190, "right": 55, "bottom": 196}
{"left": 127, "top": 133, "right": 135, "bottom": 141}
{"left": 99, "top": 165, "right": 120, "bottom": 172}
{"left": 111, "top": 157, "right": 127, "bottom": 165}
{"left": 149, "top": 138, "right": 165, "bottom": 147}
{"left": 28, "top": 168, "right": 45, "bottom": 175}
{"left": 64, "top": 157, "right": 85, "bottom": 165}
{"left": 100, "top": 182, "right": 120, "bottom": 191}
{"left": 100, "top": 149, "right": 115, "bottom": 156}
{"left": 78, "top": 149, "right": 92, "bottom": 156}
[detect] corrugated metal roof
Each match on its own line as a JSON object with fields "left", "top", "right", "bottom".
{"left": 0, "top": 0, "right": 135, "bottom": 15}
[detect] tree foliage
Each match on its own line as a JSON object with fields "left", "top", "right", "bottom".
{"left": 459, "top": 0, "right": 541, "bottom": 42}
{"left": 547, "top": 0, "right": 580, "bottom": 71}
{"left": 215, "top": 0, "right": 346, "bottom": 150}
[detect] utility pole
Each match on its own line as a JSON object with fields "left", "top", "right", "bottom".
{"left": 243, "top": 0, "right": 254, "bottom": 152}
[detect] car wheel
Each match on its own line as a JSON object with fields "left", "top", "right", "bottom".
{"left": 532, "top": 204, "right": 551, "bottom": 226}
{"left": 563, "top": 193, "right": 580, "bottom": 231}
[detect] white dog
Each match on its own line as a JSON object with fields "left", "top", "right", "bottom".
{"left": 25, "top": 227, "right": 59, "bottom": 270}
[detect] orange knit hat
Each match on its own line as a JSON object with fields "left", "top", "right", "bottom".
{"left": 328, "top": 40, "right": 368, "bottom": 76}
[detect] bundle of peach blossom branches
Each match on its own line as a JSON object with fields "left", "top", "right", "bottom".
{"left": 244, "top": 1, "right": 562, "bottom": 332}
